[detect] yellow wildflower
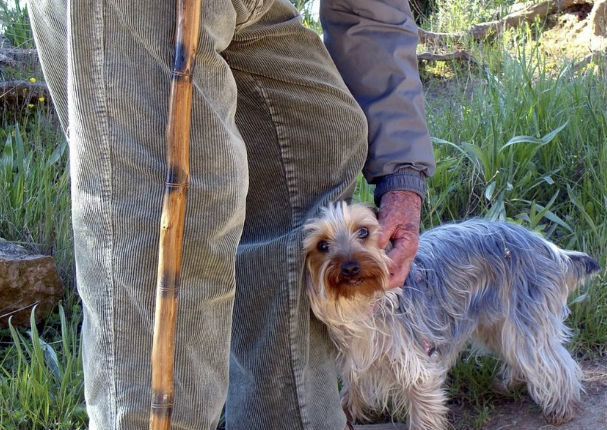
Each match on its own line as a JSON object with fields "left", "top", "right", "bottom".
{"left": 27, "top": 103, "right": 35, "bottom": 108}
{"left": 29, "top": 77, "right": 36, "bottom": 84}
{"left": 38, "top": 97, "right": 45, "bottom": 103}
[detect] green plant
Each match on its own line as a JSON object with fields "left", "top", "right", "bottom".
{"left": 0, "top": 0, "right": 34, "bottom": 48}
{"left": 428, "top": 0, "right": 518, "bottom": 33}
{"left": 0, "top": 113, "right": 73, "bottom": 281}
{"left": 1, "top": 304, "right": 86, "bottom": 430}
{"left": 290, "top": 0, "right": 321, "bottom": 33}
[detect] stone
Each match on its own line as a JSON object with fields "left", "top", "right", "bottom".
{"left": 590, "top": 0, "right": 607, "bottom": 36}
{"left": 0, "top": 239, "right": 64, "bottom": 328}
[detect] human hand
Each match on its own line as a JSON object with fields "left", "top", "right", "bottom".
{"left": 377, "top": 190, "right": 422, "bottom": 289}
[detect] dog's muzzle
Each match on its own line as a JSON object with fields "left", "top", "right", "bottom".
{"left": 340, "top": 261, "right": 362, "bottom": 285}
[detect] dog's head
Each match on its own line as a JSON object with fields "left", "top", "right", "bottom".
{"left": 303, "top": 202, "right": 389, "bottom": 315}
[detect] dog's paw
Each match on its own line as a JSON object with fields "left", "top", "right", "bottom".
{"left": 491, "top": 377, "right": 525, "bottom": 395}
{"left": 544, "top": 413, "right": 574, "bottom": 426}
{"left": 544, "top": 405, "right": 578, "bottom": 426}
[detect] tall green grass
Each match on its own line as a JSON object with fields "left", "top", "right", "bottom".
{"left": 424, "top": 43, "right": 605, "bottom": 250}
{"left": 0, "top": 104, "right": 77, "bottom": 428}
{"left": 0, "top": 0, "right": 32, "bottom": 48}
{"left": 0, "top": 109, "right": 73, "bottom": 281}
{"left": 1, "top": 305, "right": 86, "bottom": 430}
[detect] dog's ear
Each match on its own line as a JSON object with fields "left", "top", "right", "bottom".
{"left": 350, "top": 202, "right": 379, "bottom": 218}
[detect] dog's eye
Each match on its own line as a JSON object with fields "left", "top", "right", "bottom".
{"left": 357, "top": 227, "right": 369, "bottom": 239}
{"left": 317, "top": 240, "right": 330, "bottom": 252}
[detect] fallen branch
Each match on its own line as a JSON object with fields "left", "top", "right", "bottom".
{"left": 470, "top": 0, "right": 590, "bottom": 38}
{"left": 417, "top": 50, "right": 480, "bottom": 65}
{"left": 418, "top": 0, "right": 593, "bottom": 44}
{"left": 0, "top": 47, "right": 39, "bottom": 69}
{"left": 0, "top": 80, "right": 50, "bottom": 104}
{"left": 572, "top": 50, "right": 607, "bottom": 70}
{"left": 0, "top": 47, "right": 38, "bottom": 62}
{"left": 418, "top": 29, "right": 466, "bottom": 46}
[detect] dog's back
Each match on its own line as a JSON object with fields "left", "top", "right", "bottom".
{"left": 400, "top": 219, "right": 600, "bottom": 362}
{"left": 415, "top": 219, "right": 599, "bottom": 290}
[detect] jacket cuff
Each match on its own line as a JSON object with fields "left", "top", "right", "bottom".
{"left": 373, "top": 169, "right": 427, "bottom": 206}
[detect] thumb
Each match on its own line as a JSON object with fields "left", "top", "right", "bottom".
{"left": 377, "top": 221, "right": 395, "bottom": 249}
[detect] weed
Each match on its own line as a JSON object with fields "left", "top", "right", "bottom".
{"left": 0, "top": 0, "right": 33, "bottom": 48}
{"left": 0, "top": 304, "right": 86, "bottom": 430}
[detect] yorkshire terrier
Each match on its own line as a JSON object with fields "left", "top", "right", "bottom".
{"left": 303, "top": 202, "right": 600, "bottom": 430}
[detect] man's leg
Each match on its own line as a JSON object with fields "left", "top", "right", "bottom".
{"left": 27, "top": 1, "right": 255, "bottom": 428}
{"left": 224, "top": 2, "right": 368, "bottom": 429}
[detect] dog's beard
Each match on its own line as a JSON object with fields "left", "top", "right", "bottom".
{"left": 322, "top": 253, "right": 388, "bottom": 300}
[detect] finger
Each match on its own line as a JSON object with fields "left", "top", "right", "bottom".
{"left": 377, "top": 190, "right": 422, "bottom": 248}
{"left": 377, "top": 208, "right": 397, "bottom": 249}
{"left": 376, "top": 208, "right": 395, "bottom": 248}
{"left": 386, "top": 231, "right": 419, "bottom": 261}
{"left": 385, "top": 238, "right": 418, "bottom": 288}
{"left": 377, "top": 219, "right": 396, "bottom": 249}
{"left": 387, "top": 257, "right": 413, "bottom": 289}
{"left": 385, "top": 242, "right": 409, "bottom": 269}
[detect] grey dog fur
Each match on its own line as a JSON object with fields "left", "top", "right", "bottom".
{"left": 304, "top": 203, "right": 600, "bottom": 430}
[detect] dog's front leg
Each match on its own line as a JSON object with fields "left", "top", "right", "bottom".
{"left": 405, "top": 377, "right": 449, "bottom": 430}
{"left": 340, "top": 376, "right": 370, "bottom": 425}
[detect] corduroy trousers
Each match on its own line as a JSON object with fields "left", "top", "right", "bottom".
{"left": 27, "top": 0, "right": 368, "bottom": 428}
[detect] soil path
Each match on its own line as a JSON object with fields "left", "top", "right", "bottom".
{"left": 475, "top": 363, "right": 607, "bottom": 430}
{"left": 355, "top": 362, "right": 607, "bottom": 430}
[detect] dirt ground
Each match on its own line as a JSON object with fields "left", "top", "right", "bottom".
{"left": 355, "top": 362, "right": 607, "bottom": 430}
{"left": 451, "top": 362, "right": 607, "bottom": 430}
{"left": 539, "top": 1, "right": 607, "bottom": 63}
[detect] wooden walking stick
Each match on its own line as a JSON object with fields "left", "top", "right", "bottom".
{"left": 149, "top": 0, "right": 202, "bottom": 428}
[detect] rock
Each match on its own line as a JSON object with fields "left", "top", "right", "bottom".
{"left": 590, "top": 0, "right": 607, "bottom": 36}
{"left": 0, "top": 239, "right": 64, "bottom": 328}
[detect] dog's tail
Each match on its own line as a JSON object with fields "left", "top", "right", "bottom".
{"left": 563, "top": 250, "right": 601, "bottom": 292}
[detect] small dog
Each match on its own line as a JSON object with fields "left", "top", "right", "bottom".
{"left": 303, "top": 202, "right": 600, "bottom": 430}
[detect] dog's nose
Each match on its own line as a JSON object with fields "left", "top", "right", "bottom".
{"left": 341, "top": 261, "right": 360, "bottom": 278}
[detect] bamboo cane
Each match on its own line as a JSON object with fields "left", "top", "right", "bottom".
{"left": 149, "top": 0, "right": 202, "bottom": 428}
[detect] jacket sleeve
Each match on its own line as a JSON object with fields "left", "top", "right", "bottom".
{"left": 319, "top": 0, "right": 435, "bottom": 203}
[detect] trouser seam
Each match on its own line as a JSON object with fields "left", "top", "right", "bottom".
{"left": 235, "top": 0, "right": 265, "bottom": 30}
{"left": 93, "top": 1, "right": 117, "bottom": 426}
{"left": 245, "top": 73, "right": 308, "bottom": 430}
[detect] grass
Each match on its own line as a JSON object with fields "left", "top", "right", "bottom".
{"left": 1, "top": 304, "right": 86, "bottom": 430}
{"left": 0, "top": 101, "right": 81, "bottom": 428}
{"left": 427, "top": 0, "right": 517, "bottom": 34}
{"left": 0, "top": 108, "right": 73, "bottom": 282}
{"left": 0, "top": 0, "right": 33, "bottom": 48}
{"left": 0, "top": 1, "right": 605, "bottom": 429}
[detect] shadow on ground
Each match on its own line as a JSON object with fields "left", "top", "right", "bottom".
{"left": 355, "top": 362, "right": 607, "bottom": 430}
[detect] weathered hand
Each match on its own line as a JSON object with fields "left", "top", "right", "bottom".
{"left": 377, "top": 190, "right": 422, "bottom": 289}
